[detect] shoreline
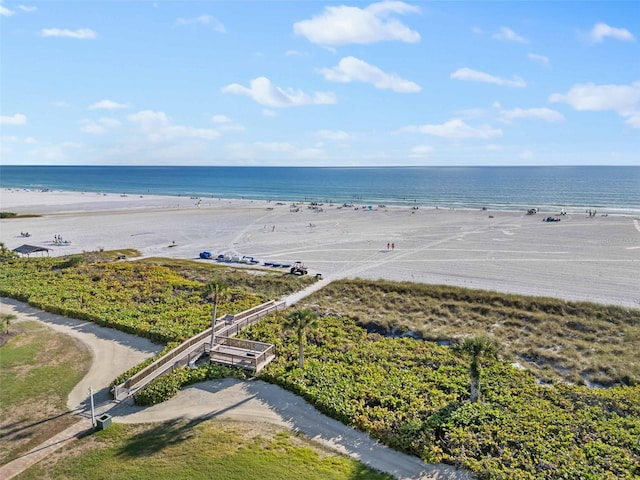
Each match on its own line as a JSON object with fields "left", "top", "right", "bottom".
{"left": 1, "top": 188, "right": 639, "bottom": 309}
{"left": 3, "top": 185, "right": 639, "bottom": 218}
{"left": 2, "top": 187, "right": 638, "bottom": 217}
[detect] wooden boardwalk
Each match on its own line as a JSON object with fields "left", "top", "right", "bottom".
{"left": 113, "top": 300, "right": 285, "bottom": 401}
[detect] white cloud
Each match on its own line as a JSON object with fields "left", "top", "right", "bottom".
{"left": 41, "top": 28, "right": 97, "bottom": 39}
{"left": 316, "top": 56, "right": 421, "bottom": 93}
{"left": 589, "top": 22, "right": 635, "bottom": 43}
{"left": 549, "top": 81, "right": 640, "bottom": 112}
{"left": 0, "top": 2, "right": 14, "bottom": 16}
{"left": 472, "top": 26, "right": 483, "bottom": 35}
{"left": 499, "top": 107, "right": 564, "bottom": 122}
{"left": 174, "top": 14, "right": 226, "bottom": 32}
{"left": 409, "top": 145, "right": 434, "bottom": 157}
{"left": 519, "top": 150, "right": 534, "bottom": 159}
{"left": 492, "top": 26, "right": 528, "bottom": 43}
{"left": 451, "top": 67, "right": 526, "bottom": 88}
{"left": 293, "top": 1, "right": 421, "bottom": 46}
{"left": 262, "top": 109, "right": 276, "bottom": 117}
{"left": 315, "top": 129, "right": 351, "bottom": 140}
{"left": 222, "top": 77, "right": 336, "bottom": 108}
{"left": 0, "top": 113, "right": 27, "bottom": 125}
{"left": 18, "top": 5, "right": 37, "bottom": 12}
{"left": 528, "top": 53, "right": 550, "bottom": 65}
{"left": 550, "top": 81, "right": 640, "bottom": 128}
{"left": 211, "top": 114, "right": 232, "bottom": 123}
{"left": 128, "top": 110, "right": 220, "bottom": 140}
{"left": 81, "top": 117, "right": 122, "bottom": 134}
{"left": 401, "top": 119, "right": 503, "bottom": 139}
{"left": 625, "top": 113, "right": 640, "bottom": 128}
{"left": 89, "top": 99, "right": 129, "bottom": 110}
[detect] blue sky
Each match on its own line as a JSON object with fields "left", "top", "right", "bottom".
{"left": 1, "top": 1, "right": 639, "bottom": 166}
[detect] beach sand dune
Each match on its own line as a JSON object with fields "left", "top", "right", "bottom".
{"left": 2, "top": 188, "right": 639, "bottom": 308}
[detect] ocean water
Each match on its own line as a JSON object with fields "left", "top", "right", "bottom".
{"left": 1, "top": 165, "right": 638, "bottom": 215}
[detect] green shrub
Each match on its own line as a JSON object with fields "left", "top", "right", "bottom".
{"left": 241, "top": 313, "right": 640, "bottom": 480}
{"left": 134, "top": 363, "right": 247, "bottom": 405}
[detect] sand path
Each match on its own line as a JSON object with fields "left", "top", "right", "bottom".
{"left": 0, "top": 298, "right": 472, "bottom": 479}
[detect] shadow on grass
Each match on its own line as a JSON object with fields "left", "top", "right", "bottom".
{"left": 116, "top": 395, "right": 255, "bottom": 458}
{"left": 0, "top": 410, "right": 77, "bottom": 439}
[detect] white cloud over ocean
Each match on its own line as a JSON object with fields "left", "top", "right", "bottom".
{"left": 316, "top": 56, "right": 421, "bottom": 93}
{"left": 222, "top": 77, "right": 337, "bottom": 107}
{"left": 294, "top": 1, "right": 421, "bottom": 46}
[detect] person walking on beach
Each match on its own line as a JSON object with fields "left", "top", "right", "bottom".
{"left": 391, "top": 242, "right": 395, "bottom": 250}
{"left": 387, "top": 242, "right": 390, "bottom": 250}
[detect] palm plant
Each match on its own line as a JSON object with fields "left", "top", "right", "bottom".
{"left": 285, "top": 308, "right": 318, "bottom": 369}
{"left": 457, "top": 336, "right": 498, "bottom": 403}
{"left": 202, "top": 280, "right": 229, "bottom": 347}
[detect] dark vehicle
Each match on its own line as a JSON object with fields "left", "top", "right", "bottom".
{"left": 290, "top": 261, "right": 308, "bottom": 275}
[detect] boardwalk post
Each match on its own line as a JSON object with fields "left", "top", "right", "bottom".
{"left": 210, "top": 306, "right": 217, "bottom": 349}
{"left": 89, "top": 385, "right": 96, "bottom": 428}
{"left": 204, "top": 280, "right": 228, "bottom": 351}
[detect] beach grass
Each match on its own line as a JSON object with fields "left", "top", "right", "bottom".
{"left": 0, "top": 321, "right": 90, "bottom": 465}
{"left": 137, "top": 256, "right": 316, "bottom": 299}
{"left": 16, "top": 420, "right": 391, "bottom": 480}
{"left": 298, "top": 278, "right": 640, "bottom": 386}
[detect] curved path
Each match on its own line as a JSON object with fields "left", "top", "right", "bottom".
{"left": 0, "top": 298, "right": 473, "bottom": 480}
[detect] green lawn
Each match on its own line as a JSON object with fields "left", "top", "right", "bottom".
{"left": 17, "top": 421, "right": 391, "bottom": 480}
{"left": 0, "top": 321, "right": 91, "bottom": 464}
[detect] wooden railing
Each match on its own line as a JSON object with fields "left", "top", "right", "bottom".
{"left": 218, "top": 301, "right": 285, "bottom": 337}
{"left": 210, "top": 338, "right": 275, "bottom": 372}
{"left": 114, "top": 300, "right": 284, "bottom": 400}
{"left": 122, "top": 322, "right": 219, "bottom": 389}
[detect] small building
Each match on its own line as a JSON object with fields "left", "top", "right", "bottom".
{"left": 12, "top": 245, "right": 51, "bottom": 257}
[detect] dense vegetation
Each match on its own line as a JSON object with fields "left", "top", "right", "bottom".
{"left": 300, "top": 279, "right": 640, "bottom": 387}
{"left": 0, "top": 254, "right": 312, "bottom": 344}
{"left": 241, "top": 312, "right": 640, "bottom": 479}
{"left": 2, "top": 255, "right": 639, "bottom": 479}
{"left": 17, "top": 421, "right": 392, "bottom": 480}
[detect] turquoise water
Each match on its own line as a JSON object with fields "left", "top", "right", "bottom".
{"left": 1, "top": 165, "right": 638, "bottom": 215}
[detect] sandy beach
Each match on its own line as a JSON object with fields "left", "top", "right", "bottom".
{"left": 1, "top": 188, "right": 639, "bottom": 309}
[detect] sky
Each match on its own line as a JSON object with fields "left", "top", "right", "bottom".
{"left": 1, "top": 0, "right": 639, "bottom": 166}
